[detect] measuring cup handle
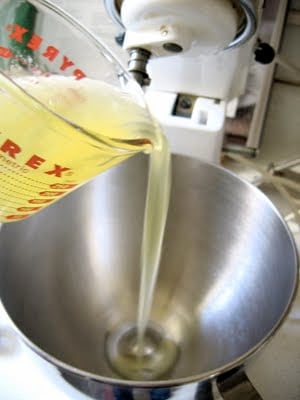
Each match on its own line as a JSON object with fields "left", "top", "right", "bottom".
{"left": 216, "top": 367, "right": 263, "bottom": 400}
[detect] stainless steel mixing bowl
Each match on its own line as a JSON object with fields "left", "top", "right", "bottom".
{"left": 0, "top": 154, "right": 298, "bottom": 399}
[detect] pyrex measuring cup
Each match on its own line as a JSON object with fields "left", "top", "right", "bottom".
{"left": 0, "top": 0, "right": 156, "bottom": 222}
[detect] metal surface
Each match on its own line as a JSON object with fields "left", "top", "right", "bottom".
{"left": 0, "top": 154, "right": 297, "bottom": 399}
{"left": 217, "top": 368, "right": 263, "bottom": 399}
{"left": 225, "top": 0, "right": 257, "bottom": 50}
{"left": 104, "top": 0, "right": 124, "bottom": 28}
{"left": 127, "top": 47, "right": 151, "bottom": 86}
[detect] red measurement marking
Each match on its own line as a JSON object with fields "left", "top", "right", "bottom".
{"left": 50, "top": 183, "right": 77, "bottom": 189}
{"left": 6, "top": 214, "right": 29, "bottom": 220}
{"left": 17, "top": 207, "right": 41, "bottom": 212}
{"left": 28, "top": 199, "right": 53, "bottom": 205}
{"left": 39, "top": 191, "right": 65, "bottom": 197}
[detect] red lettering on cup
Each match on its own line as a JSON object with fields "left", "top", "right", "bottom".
{"left": 0, "top": 46, "right": 13, "bottom": 59}
{"left": 42, "top": 46, "right": 59, "bottom": 61}
{"left": 27, "top": 34, "right": 43, "bottom": 51}
{"left": 73, "top": 69, "right": 86, "bottom": 80}
{"left": 26, "top": 155, "right": 46, "bottom": 169}
{"left": 60, "top": 56, "right": 75, "bottom": 71}
{"left": 0, "top": 139, "right": 21, "bottom": 159}
{"left": 5, "top": 23, "right": 88, "bottom": 79}
{"left": 45, "top": 165, "right": 70, "bottom": 177}
{"left": 8, "top": 24, "right": 28, "bottom": 43}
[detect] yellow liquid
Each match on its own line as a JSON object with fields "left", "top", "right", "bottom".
{"left": 0, "top": 74, "right": 155, "bottom": 221}
{"left": 0, "top": 73, "right": 176, "bottom": 379}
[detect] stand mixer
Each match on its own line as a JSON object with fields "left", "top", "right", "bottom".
{"left": 104, "top": 0, "right": 265, "bottom": 162}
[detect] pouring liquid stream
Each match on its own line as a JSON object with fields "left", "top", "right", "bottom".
{"left": 0, "top": 73, "right": 177, "bottom": 380}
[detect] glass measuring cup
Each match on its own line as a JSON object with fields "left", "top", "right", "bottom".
{"left": 0, "top": 0, "right": 158, "bottom": 222}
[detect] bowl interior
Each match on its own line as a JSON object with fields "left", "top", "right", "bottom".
{"left": 0, "top": 154, "right": 297, "bottom": 381}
